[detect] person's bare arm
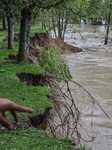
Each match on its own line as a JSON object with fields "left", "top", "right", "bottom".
{"left": 0, "top": 98, "right": 33, "bottom": 130}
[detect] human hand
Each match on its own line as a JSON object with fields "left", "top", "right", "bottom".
{"left": 0, "top": 98, "right": 33, "bottom": 130}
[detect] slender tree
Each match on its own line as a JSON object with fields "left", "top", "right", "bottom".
{"left": 17, "top": 0, "right": 69, "bottom": 63}
{"left": 45, "top": 5, "right": 71, "bottom": 41}
{"left": 87, "top": 0, "right": 103, "bottom": 24}
{"left": 18, "top": 7, "right": 32, "bottom": 63}
{"left": 7, "top": 15, "right": 14, "bottom": 49}
{"left": 2, "top": 16, "right": 7, "bottom": 30}
{"left": 0, "top": 0, "right": 15, "bottom": 49}
{"left": 104, "top": 3, "right": 112, "bottom": 45}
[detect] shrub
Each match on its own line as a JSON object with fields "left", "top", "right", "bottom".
{"left": 38, "top": 47, "right": 72, "bottom": 79}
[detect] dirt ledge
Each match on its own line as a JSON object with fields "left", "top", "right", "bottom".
{"left": 30, "top": 32, "right": 82, "bottom": 57}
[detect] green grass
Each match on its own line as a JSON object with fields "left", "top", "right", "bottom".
{"left": 0, "top": 127, "right": 72, "bottom": 150}
{"left": 14, "top": 25, "right": 46, "bottom": 36}
{"left": 30, "top": 26, "right": 46, "bottom": 37}
{"left": 0, "top": 77, "right": 52, "bottom": 115}
{"left": 0, "top": 62, "right": 43, "bottom": 78}
{"left": 0, "top": 29, "right": 7, "bottom": 39}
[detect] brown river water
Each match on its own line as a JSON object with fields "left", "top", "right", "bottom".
{"left": 64, "top": 24, "right": 112, "bottom": 150}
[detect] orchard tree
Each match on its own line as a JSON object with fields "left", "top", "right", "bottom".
{"left": 0, "top": 2, "right": 7, "bottom": 30}
{"left": 103, "top": 0, "right": 112, "bottom": 45}
{"left": 86, "top": 0, "right": 112, "bottom": 44}
{"left": 40, "top": 4, "right": 72, "bottom": 41}
{"left": 38, "top": 0, "right": 90, "bottom": 41}
{"left": 69, "top": 0, "right": 90, "bottom": 24}
{"left": 2, "top": 16, "right": 7, "bottom": 30}
{"left": 17, "top": 0, "right": 69, "bottom": 63}
{"left": 0, "top": 0, "right": 22, "bottom": 49}
{"left": 87, "top": 0, "right": 104, "bottom": 23}
{"left": 0, "top": 0, "right": 14, "bottom": 49}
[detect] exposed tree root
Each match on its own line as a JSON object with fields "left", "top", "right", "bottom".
{"left": 38, "top": 73, "right": 110, "bottom": 147}
{"left": 17, "top": 72, "right": 109, "bottom": 147}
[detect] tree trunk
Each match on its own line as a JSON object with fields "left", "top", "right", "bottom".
{"left": 104, "top": 25, "right": 110, "bottom": 45}
{"left": 41, "top": 10, "right": 46, "bottom": 28}
{"left": 3, "top": 16, "right": 7, "bottom": 30}
{"left": 18, "top": 8, "right": 31, "bottom": 63}
{"left": 104, "top": 4, "right": 112, "bottom": 45}
{"left": 51, "top": 9, "right": 57, "bottom": 38}
{"left": 57, "top": 10, "right": 61, "bottom": 39}
{"left": 62, "top": 10, "right": 69, "bottom": 41}
{"left": 7, "top": 17, "right": 14, "bottom": 49}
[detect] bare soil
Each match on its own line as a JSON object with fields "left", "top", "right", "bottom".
{"left": 30, "top": 32, "right": 82, "bottom": 57}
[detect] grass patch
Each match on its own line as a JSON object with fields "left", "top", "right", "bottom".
{"left": 0, "top": 76, "right": 52, "bottom": 114}
{"left": 0, "top": 127, "right": 72, "bottom": 150}
{"left": 30, "top": 26, "right": 46, "bottom": 37}
{"left": 0, "top": 62, "right": 43, "bottom": 78}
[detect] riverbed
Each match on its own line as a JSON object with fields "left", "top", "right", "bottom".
{"left": 64, "top": 24, "right": 112, "bottom": 150}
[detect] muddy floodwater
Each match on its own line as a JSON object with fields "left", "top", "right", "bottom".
{"left": 64, "top": 24, "right": 112, "bottom": 150}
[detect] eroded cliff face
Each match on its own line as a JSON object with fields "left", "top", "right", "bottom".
{"left": 30, "top": 32, "right": 82, "bottom": 57}
{"left": 4, "top": 32, "right": 82, "bottom": 64}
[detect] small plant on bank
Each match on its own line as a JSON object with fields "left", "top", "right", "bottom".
{"left": 38, "top": 47, "right": 72, "bottom": 79}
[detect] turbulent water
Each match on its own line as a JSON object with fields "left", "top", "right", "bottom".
{"left": 64, "top": 24, "right": 112, "bottom": 150}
